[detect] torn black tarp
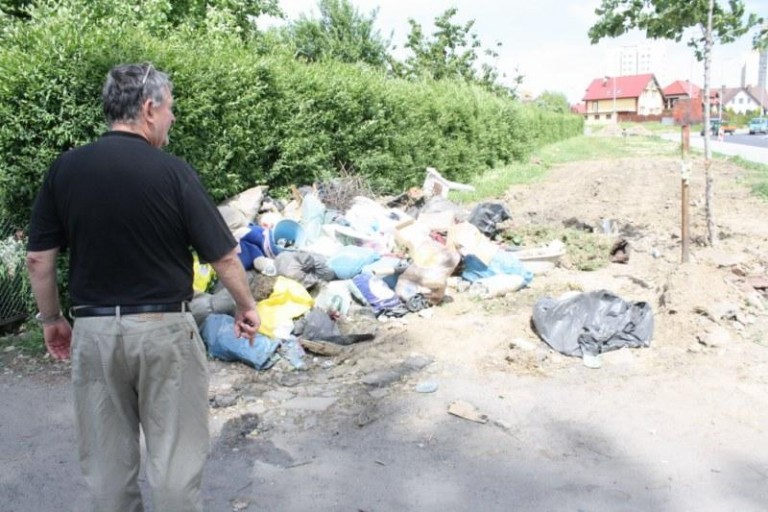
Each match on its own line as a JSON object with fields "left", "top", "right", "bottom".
{"left": 467, "top": 202, "right": 511, "bottom": 238}
{"left": 531, "top": 290, "right": 653, "bottom": 357}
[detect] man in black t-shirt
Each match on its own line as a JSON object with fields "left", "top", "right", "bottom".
{"left": 26, "top": 63, "right": 260, "bottom": 512}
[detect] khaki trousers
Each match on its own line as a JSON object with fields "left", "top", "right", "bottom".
{"left": 71, "top": 311, "right": 209, "bottom": 512}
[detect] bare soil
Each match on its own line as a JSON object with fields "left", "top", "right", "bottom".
{"left": 3, "top": 148, "right": 768, "bottom": 511}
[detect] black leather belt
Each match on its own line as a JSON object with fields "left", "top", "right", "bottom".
{"left": 71, "top": 302, "right": 188, "bottom": 318}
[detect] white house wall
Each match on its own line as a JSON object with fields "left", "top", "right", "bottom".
{"left": 638, "top": 83, "right": 664, "bottom": 115}
{"left": 726, "top": 90, "right": 763, "bottom": 114}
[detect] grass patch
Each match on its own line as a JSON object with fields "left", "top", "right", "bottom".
{"left": 617, "top": 121, "right": 676, "bottom": 133}
{"left": 0, "top": 323, "right": 46, "bottom": 358}
{"left": 452, "top": 161, "right": 546, "bottom": 202}
{"left": 451, "top": 134, "right": 679, "bottom": 203}
{"left": 499, "top": 225, "right": 613, "bottom": 272}
{"left": 726, "top": 156, "right": 768, "bottom": 200}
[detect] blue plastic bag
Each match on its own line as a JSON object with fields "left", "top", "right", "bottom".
{"left": 201, "top": 314, "right": 279, "bottom": 370}
{"left": 461, "top": 252, "right": 533, "bottom": 286}
{"left": 327, "top": 246, "right": 380, "bottom": 279}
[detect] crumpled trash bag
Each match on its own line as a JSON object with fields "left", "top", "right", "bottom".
{"left": 419, "top": 195, "right": 463, "bottom": 216}
{"left": 189, "top": 293, "right": 214, "bottom": 326}
{"left": 193, "top": 253, "right": 215, "bottom": 294}
{"left": 221, "top": 185, "right": 267, "bottom": 223}
{"left": 467, "top": 202, "right": 511, "bottom": 238}
{"left": 211, "top": 288, "right": 236, "bottom": 314}
{"left": 201, "top": 314, "right": 279, "bottom": 370}
{"left": 256, "top": 276, "right": 314, "bottom": 339}
{"left": 294, "top": 307, "right": 376, "bottom": 345}
{"left": 313, "top": 280, "right": 354, "bottom": 316}
{"left": 189, "top": 288, "right": 241, "bottom": 326}
{"left": 294, "top": 307, "right": 341, "bottom": 340}
{"left": 531, "top": 290, "right": 653, "bottom": 357}
{"left": 395, "top": 244, "right": 461, "bottom": 305}
{"left": 461, "top": 252, "right": 533, "bottom": 286}
{"left": 350, "top": 273, "right": 407, "bottom": 317}
{"left": 274, "top": 250, "right": 335, "bottom": 288}
{"left": 327, "top": 245, "right": 380, "bottom": 280}
{"left": 300, "top": 192, "right": 327, "bottom": 245}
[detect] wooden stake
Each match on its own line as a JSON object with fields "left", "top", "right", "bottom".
{"left": 681, "top": 125, "right": 690, "bottom": 263}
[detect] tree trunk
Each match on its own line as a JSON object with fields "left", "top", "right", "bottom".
{"left": 704, "top": 0, "right": 716, "bottom": 246}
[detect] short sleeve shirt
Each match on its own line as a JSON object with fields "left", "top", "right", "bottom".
{"left": 27, "top": 131, "right": 236, "bottom": 306}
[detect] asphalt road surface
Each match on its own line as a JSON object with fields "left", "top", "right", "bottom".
{"left": 663, "top": 131, "right": 768, "bottom": 164}
{"left": 713, "top": 132, "right": 768, "bottom": 150}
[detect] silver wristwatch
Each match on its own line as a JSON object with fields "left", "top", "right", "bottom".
{"left": 35, "top": 311, "right": 63, "bottom": 324}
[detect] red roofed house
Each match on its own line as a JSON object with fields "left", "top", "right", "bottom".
{"left": 582, "top": 73, "right": 664, "bottom": 123}
{"left": 662, "top": 80, "right": 701, "bottom": 110}
{"left": 662, "top": 80, "right": 712, "bottom": 123}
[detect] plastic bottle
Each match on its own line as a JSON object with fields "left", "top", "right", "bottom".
{"left": 252, "top": 256, "right": 277, "bottom": 276}
{"left": 301, "top": 193, "right": 326, "bottom": 244}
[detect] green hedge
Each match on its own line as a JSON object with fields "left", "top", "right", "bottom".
{"left": 0, "top": 2, "right": 583, "bottom": 229}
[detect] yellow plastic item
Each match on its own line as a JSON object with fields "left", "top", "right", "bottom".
{"left": 256, "top": 276, "right": 314, "bottom": 338}
{"left": 193, "top": 254, "right": 215, "bottom": 294}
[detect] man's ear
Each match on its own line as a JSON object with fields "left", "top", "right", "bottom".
{"left": 142, "top": 99, "right": 155, "bottom": 124}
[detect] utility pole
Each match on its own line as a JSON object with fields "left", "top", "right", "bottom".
{"left": 605, "top": 75, "right": 618, "bottom": 123}
{"left": 681, "top": 123, "right": 690, "bottom": 263}
{"left": 680, "top": 80, "right": 693, "bottom": 263}
{"left": 759, "top": 45, "right": 767, "bottom": 115}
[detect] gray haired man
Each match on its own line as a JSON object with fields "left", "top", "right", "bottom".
{"left": 26, "top": 63, "right": 260, "bottom": 511}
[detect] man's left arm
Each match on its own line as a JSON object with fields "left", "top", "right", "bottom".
{"left": 26, "top": 248, "right": 72, "bottom": 360}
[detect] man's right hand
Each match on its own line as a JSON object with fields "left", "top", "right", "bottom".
{"left": 44, "top": 319, "right": 72, "bottom": 360}
{"left": 210, "top": 248, "right": 260, "bottom": 345}
{"left": 235, "top": 309, "right": 261, "bottom": 345}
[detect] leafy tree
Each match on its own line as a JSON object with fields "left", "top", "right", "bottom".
{"left": 754, "top": 21, "right": 767, "bottom": 50}
{"left": 589, "top": 0, "right": 760, "bottom": 247}
{"left": 167, "top": 0, "right": 281, "bottom": 36}
{"left": 535, "top": 91, "right": 570, "bottom": 113}
{"left": 397, "top": 7, "right": 521, "bottom": 96}
{"left": 284, "top": 0, "right": 390, "bottom": 67}
{"left": 401, "top": 8, "right": 479, "bottom": 82}
{"left": 0, "top": 0, "right": 281, "bottom": 34}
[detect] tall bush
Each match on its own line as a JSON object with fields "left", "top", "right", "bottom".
{"left": 0, "top": 0, "right": 582, "bottom": 230}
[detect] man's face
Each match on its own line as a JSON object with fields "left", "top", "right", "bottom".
{"left": 148, "top": 88, "right": 175, "bottom": 148}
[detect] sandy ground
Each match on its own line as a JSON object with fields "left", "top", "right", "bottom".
{"left": 2, "top": 141, "right": 768, "bottom": 511}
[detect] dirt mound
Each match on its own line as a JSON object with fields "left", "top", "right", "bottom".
{"left": 495, "top": 151, "right": 767, "bottom": 369}
{"left": 657, "top": 262, "right": 745, "bottom": 348}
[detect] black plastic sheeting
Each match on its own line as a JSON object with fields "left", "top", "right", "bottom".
{"left": 532, "top": 290, "right": 653, "bottom": 357}
{"left": 467, "top": 202, "right": 511, "bottom": 238}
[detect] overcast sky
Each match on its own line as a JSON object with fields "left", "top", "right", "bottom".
{"left": 263, "top": 0, "right": 767, "bottom": 103}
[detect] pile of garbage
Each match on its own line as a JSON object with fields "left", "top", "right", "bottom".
{"left": 190, "top": 168, "right": 567, "bottom": 371}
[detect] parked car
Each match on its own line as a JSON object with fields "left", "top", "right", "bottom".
{"left": 748, "top": 117, "right": 768, "bottom": 135}
{"left": 700, "top": 117, "right": 737, "bottom": 136}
